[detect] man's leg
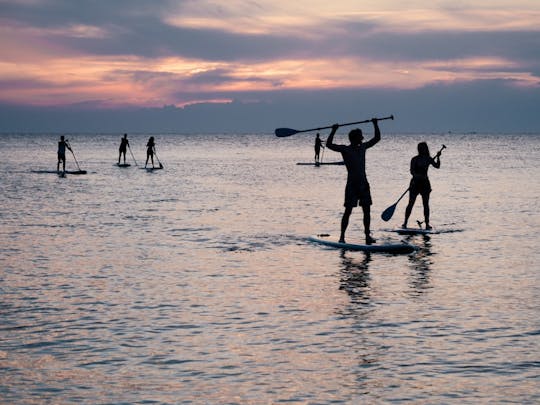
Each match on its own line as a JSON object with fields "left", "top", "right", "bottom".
{"left": 362, "top": 204, "right": 376, "bottom": 244}
{"left": 340, "top": 206, "right": 353, "bottom": 243}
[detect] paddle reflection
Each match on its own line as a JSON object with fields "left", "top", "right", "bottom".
{"left": 338, "top": 251, "right": 372, "bottom": 304}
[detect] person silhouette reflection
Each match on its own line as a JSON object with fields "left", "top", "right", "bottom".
{"left": 402, "top": 142, "right": 441, "bottom": 230}
{"left": 339, "top": 251, "right": 372, "bottom": 304}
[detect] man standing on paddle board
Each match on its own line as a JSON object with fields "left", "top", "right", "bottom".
{"left": 402, "top": 142, "right": 441, "bottom": 230}
{"left": 57, "top": 135, "right": 72, "bottom": 173}
{"left": 326, "top": 119, "right": 380, "bottom": 244}
{"left": 118, "top": 133, "right": 130, "bottom": 165}
{"left": 314, "top": 133, "right": 324, "bottom": 164}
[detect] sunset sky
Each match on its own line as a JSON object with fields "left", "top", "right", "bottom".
{"left": 1, "top": 0, "right": 539, "bottom": 132}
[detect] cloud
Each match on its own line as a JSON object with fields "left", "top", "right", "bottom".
{"left": 0, "top": 0, "right": 538, "bottom": 129}
{"left": 1, "top": 79, "right": 539, "bottom": 133}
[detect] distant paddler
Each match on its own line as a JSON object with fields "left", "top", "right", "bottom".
{"left": 145, "top": 136, "right": 156, "bottom": 168}
{"left": 57, "top": 135, "right": 72, "bottom": 173}
{"left": 118, "top": 133, "right": 130, "bottom": 165}
{"left": 314, "top": 133, "right": 325, "bottom": 164}
{"left": 402, "top": 143, "right": 444, "bottom": 230}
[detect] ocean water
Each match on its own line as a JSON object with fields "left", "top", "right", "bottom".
{"left": 0, "top": 132, "right": 538, "bottom": 403}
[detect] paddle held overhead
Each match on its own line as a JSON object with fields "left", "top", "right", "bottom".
{"left": 275, "top": 115, "right": 394, "bottom": 137}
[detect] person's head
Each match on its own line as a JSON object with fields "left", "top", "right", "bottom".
{"left": 348, "top": 128, "right": 363, "bottom": 145}
{"left": 123, "top": 133, "right": 127, "bottom": 138}
{"left": 60, "top": 136, "right": 65, "bottom": 141}
{"left": 149, "top": 136, "right": 154, "bottom": 142}
{"left": 418, "top": 142, "right": 430, "bottom": 156}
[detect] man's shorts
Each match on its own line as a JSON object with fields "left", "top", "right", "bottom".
{"left": 57, "top": 152, "right": 66, "bottom": 162}
{"left": 344, "top": 181, "right": 372, "bottom": 207}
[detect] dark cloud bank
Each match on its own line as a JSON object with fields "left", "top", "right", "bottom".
{"left": 1, "top": 80, "right": 539, "bottom": 133}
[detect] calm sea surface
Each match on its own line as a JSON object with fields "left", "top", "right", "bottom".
{"left": 1, "top": 132, "right": 539, "bottom": 403}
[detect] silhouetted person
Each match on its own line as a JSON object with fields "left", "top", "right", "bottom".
{"left": 402, "top": 142, "right": 441, "bottom": 229}
{"left": 145, "top": 136, "right": 155, "bottom": 168}
{"left": 314, "top": 133, "right": 324, "bottom": 164}
{"left": 326, "top": 119, "right": 381, "bottom": 244}
{"left": 118, "top": 133, "right": 129, "bottom": 164}
{"left": 57, "top": 135, "right": 72, "bottom": 173}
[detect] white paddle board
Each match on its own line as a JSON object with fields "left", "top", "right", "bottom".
{"left": 308, "top": 234, "right": 417, "bottom": 253}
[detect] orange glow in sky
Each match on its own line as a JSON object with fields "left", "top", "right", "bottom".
{"left": 0, "top": 0, "right": 539, "bottom": 107}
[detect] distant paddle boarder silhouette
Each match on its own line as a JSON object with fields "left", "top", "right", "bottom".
{"left": 57, "top": 135, "right": 72, "bottom": 173}
{"left": 118, "top": 133, "right": 130, "bottom": 164}
{"left": 314, "top": 133, "right": 324, "bottom": 164}
{"left": 326, "top": 118, "right": 381, "bottom": 244}
{"left": 145, "top": 136, "right": 156, "bottom": 168}
{"left": 402, "top": 142, "right": 444, "bottom": 229}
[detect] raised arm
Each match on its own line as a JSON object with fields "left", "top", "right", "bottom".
{"left": 364, "top": 118, "right": 381, "bottom": 148}
{"left": 325, "top": 124, "right": 340, "bottom": 151}
{"left": 432, "top": 153, "right": 441, "bottom": 169}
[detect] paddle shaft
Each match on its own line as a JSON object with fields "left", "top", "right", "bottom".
{"left": 128, "top": 144, "right": 138, "bottom": 166}
{"left": 153, "top": 147, "right": 163, "bottom": 168}
{"left": 66, "top": 142, "right": 82, "bottom": 170}
{"left": 302, "top": 115, "right": 394, "bottom": 133}
{"left": 395, "top": 187, "right": 410, "bottom": 205}
{"left": 276, "top": 115, "right": 394, "bottom": 137}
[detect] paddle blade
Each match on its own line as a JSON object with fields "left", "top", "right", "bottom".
{"left": 275, "top": 128, "right": 299, "bottom": 137}
{"left": 381, "top": 204, "right": 397, "bottom": 222}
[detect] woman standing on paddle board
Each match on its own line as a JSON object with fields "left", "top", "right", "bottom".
{"left": 326, "top": 118, "right": 380, "bottom": 245}
{"left": 57, "top": 135, "right": 72, "bottom": 173}
{"left": 118, "top": 133, "right": 130, "bottom": 165}
{"left": 145, "top": 136, "right": 156, "bottom": 168}
{"left": 402, "top": 142, "right": 441, "bottom": 230}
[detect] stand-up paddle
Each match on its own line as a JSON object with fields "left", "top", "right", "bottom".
{"left": 66, "top": 142, "right": 87, "bottom": 175}
{"left": 154, "top": 147, "right": 164, "bottom": 169}
{"left": 275, "top": 115, "right": 394, "bottom": 137}
{"left": 381, "top": 188, "right": 409, "bottom": 222}
{"left": 128, "top": 144, "right": 138, "bottom": 166}
{"left": 381, "top": 144, "right": 446, "bottom": 222}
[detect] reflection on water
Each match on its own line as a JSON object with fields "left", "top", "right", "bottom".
{"left": 406, "top": 235, "right": 434, "bottom": 296}
{"left": 338, "top": 252, "right": 372, "bottom": 305}
{"left": 1, "top": 133, "right": 539, "bottom": 403}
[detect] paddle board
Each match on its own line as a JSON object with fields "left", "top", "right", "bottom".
{"left": 144, "top": 166, "right": 164, "bottom": 172}
{"left": 116, "top": 163, "right": 131, "bottom": 167}
{"left": 391, "top": 228, "right": 434, "bottom": 235}
{"left": 296, "top": 161, "right": 344, "bottom": 166}
{"left": 31, "top": 169, "right": 87, "bottom": 175}
{"left": 308, "top": 234, "right": 417, "bottom": 253}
